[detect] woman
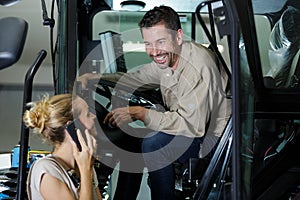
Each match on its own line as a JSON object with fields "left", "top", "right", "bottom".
{"left": 23, "top": 93, "right": 102, "bottom": 200}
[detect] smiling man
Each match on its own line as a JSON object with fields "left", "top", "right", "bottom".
{"left": 79, "top": 5, "right": 231, "bottom": 200}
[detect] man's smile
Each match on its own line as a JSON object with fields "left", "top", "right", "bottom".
{"left": 152, "top": 53, "right": 168, "bottom": 65}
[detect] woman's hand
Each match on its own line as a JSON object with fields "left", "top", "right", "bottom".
{"left": 71, "top": 129, "right": 97, "bottom": 172}
{"left": 71, "top": 129, "right": 97, "bottom": 200}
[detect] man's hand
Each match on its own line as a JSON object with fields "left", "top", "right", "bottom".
{"left": 76, "top": 73, "right": 101, "bottom": 89}
{"left": 103, "top": 106, "right": 147, "bottom": 127}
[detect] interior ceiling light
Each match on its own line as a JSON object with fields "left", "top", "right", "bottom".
{"left": 120, "top": 0, "right": 146, "bottom": 11}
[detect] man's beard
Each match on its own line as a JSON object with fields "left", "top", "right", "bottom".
{"left": 168, "top": 52, "right": 179, "bottom": 68}
{"left": 168, "top": 41, "right": 181, "bottom": 68}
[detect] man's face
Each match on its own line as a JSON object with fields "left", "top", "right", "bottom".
{"left": 141, "top": 23, "right": 183, "bottom": 69}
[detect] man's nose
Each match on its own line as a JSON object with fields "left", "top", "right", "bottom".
{"left": 150, "top": 45, "right": 158, "bottom": 56}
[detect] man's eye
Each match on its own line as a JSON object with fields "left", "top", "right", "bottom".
{"left": 158, "top": 40, "right": 165, "bottom": 44}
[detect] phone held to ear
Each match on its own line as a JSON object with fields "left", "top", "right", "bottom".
{"left": 65, "top": 119, "right": 86, "bottom": 151}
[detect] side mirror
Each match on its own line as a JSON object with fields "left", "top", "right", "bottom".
{"left": 0, "top": 17, "right": 28, "bottom": 70}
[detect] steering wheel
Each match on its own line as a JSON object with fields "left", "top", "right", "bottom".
{"left": 80, "top": 77, "right": 166, "bottom": 112}
{"left": 75, "top": 77, "right": 166, "bottom": 143}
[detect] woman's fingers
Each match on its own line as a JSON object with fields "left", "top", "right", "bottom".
{"left": 76, "top": 129, "right": 86, "bottom": 148}
{"left": 85, "top": 129, "right": 97, "bottom": 154}
{"left": 73, "top": 129, "right": 94, "bottom": 173}
{"left": 85, "top": 129, "right": 92, "bottom": 148}
{"left": 71, "top": 139, "right": 79, "bottom": 154}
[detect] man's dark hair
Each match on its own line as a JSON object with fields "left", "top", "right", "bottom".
{"left": 138, "top": 6, "right": 182, "bottom": 31}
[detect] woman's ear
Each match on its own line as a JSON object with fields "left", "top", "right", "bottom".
{"left": 66, "top": 120, "right": 73, "bottom": 126}
{"left": 64, "top": 120, "right": 75, "bottom": 138}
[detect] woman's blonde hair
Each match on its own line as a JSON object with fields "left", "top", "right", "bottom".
{"left": 23, "top": 93, "right": 80, "bottom": 145}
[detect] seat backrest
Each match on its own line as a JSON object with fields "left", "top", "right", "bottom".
{"left": 0, "top": 17, "right": 28, "bottom": 70}
{"left": 286, "top": 49, "right": 300, "bottom": 88}
{"left": 267, "top": 6, "right": 300, "bottom": 88}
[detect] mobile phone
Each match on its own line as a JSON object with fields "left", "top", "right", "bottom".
{"left": 65, "top": 119, "right": 86, "bottom": 151}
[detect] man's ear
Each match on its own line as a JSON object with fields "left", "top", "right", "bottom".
{"left": 176, "top": 29, "right": 184, "bottom": 45}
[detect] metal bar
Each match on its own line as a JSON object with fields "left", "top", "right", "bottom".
{"left": 16, "top": 50, "right": 47, "bottom": 200}
{"left": 195, "top": 0, "right": 232, "bottom": 90}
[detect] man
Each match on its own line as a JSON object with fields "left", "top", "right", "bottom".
{"left": 80, "top": 5, "right": 231, "bottom": 200}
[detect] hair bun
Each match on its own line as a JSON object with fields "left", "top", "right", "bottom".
{"left": 23, "top": 95, "right": 51, "bottom": 133}
{"left": 23, "top": 110, "right": 38, "bottom": 128}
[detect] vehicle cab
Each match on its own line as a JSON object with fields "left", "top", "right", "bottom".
{"left": 38, "top": 0, "right": 300, "bottom": 199}
{"left": 2, "top": 0, "right": 299, "bottom": 199}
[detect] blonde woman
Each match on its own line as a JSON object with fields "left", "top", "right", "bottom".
{"left": 23, "top": 93, "right": 102, "bottom": 200}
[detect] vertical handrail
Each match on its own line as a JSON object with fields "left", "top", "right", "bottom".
{"left": 193, "top": 117, "right": 232, "bottom": 199}
{"left": 195, "top": 0, "right": 231, "bottom": 81}
{"left": 16, "top": 50, "right": 47, "bottom": 200}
